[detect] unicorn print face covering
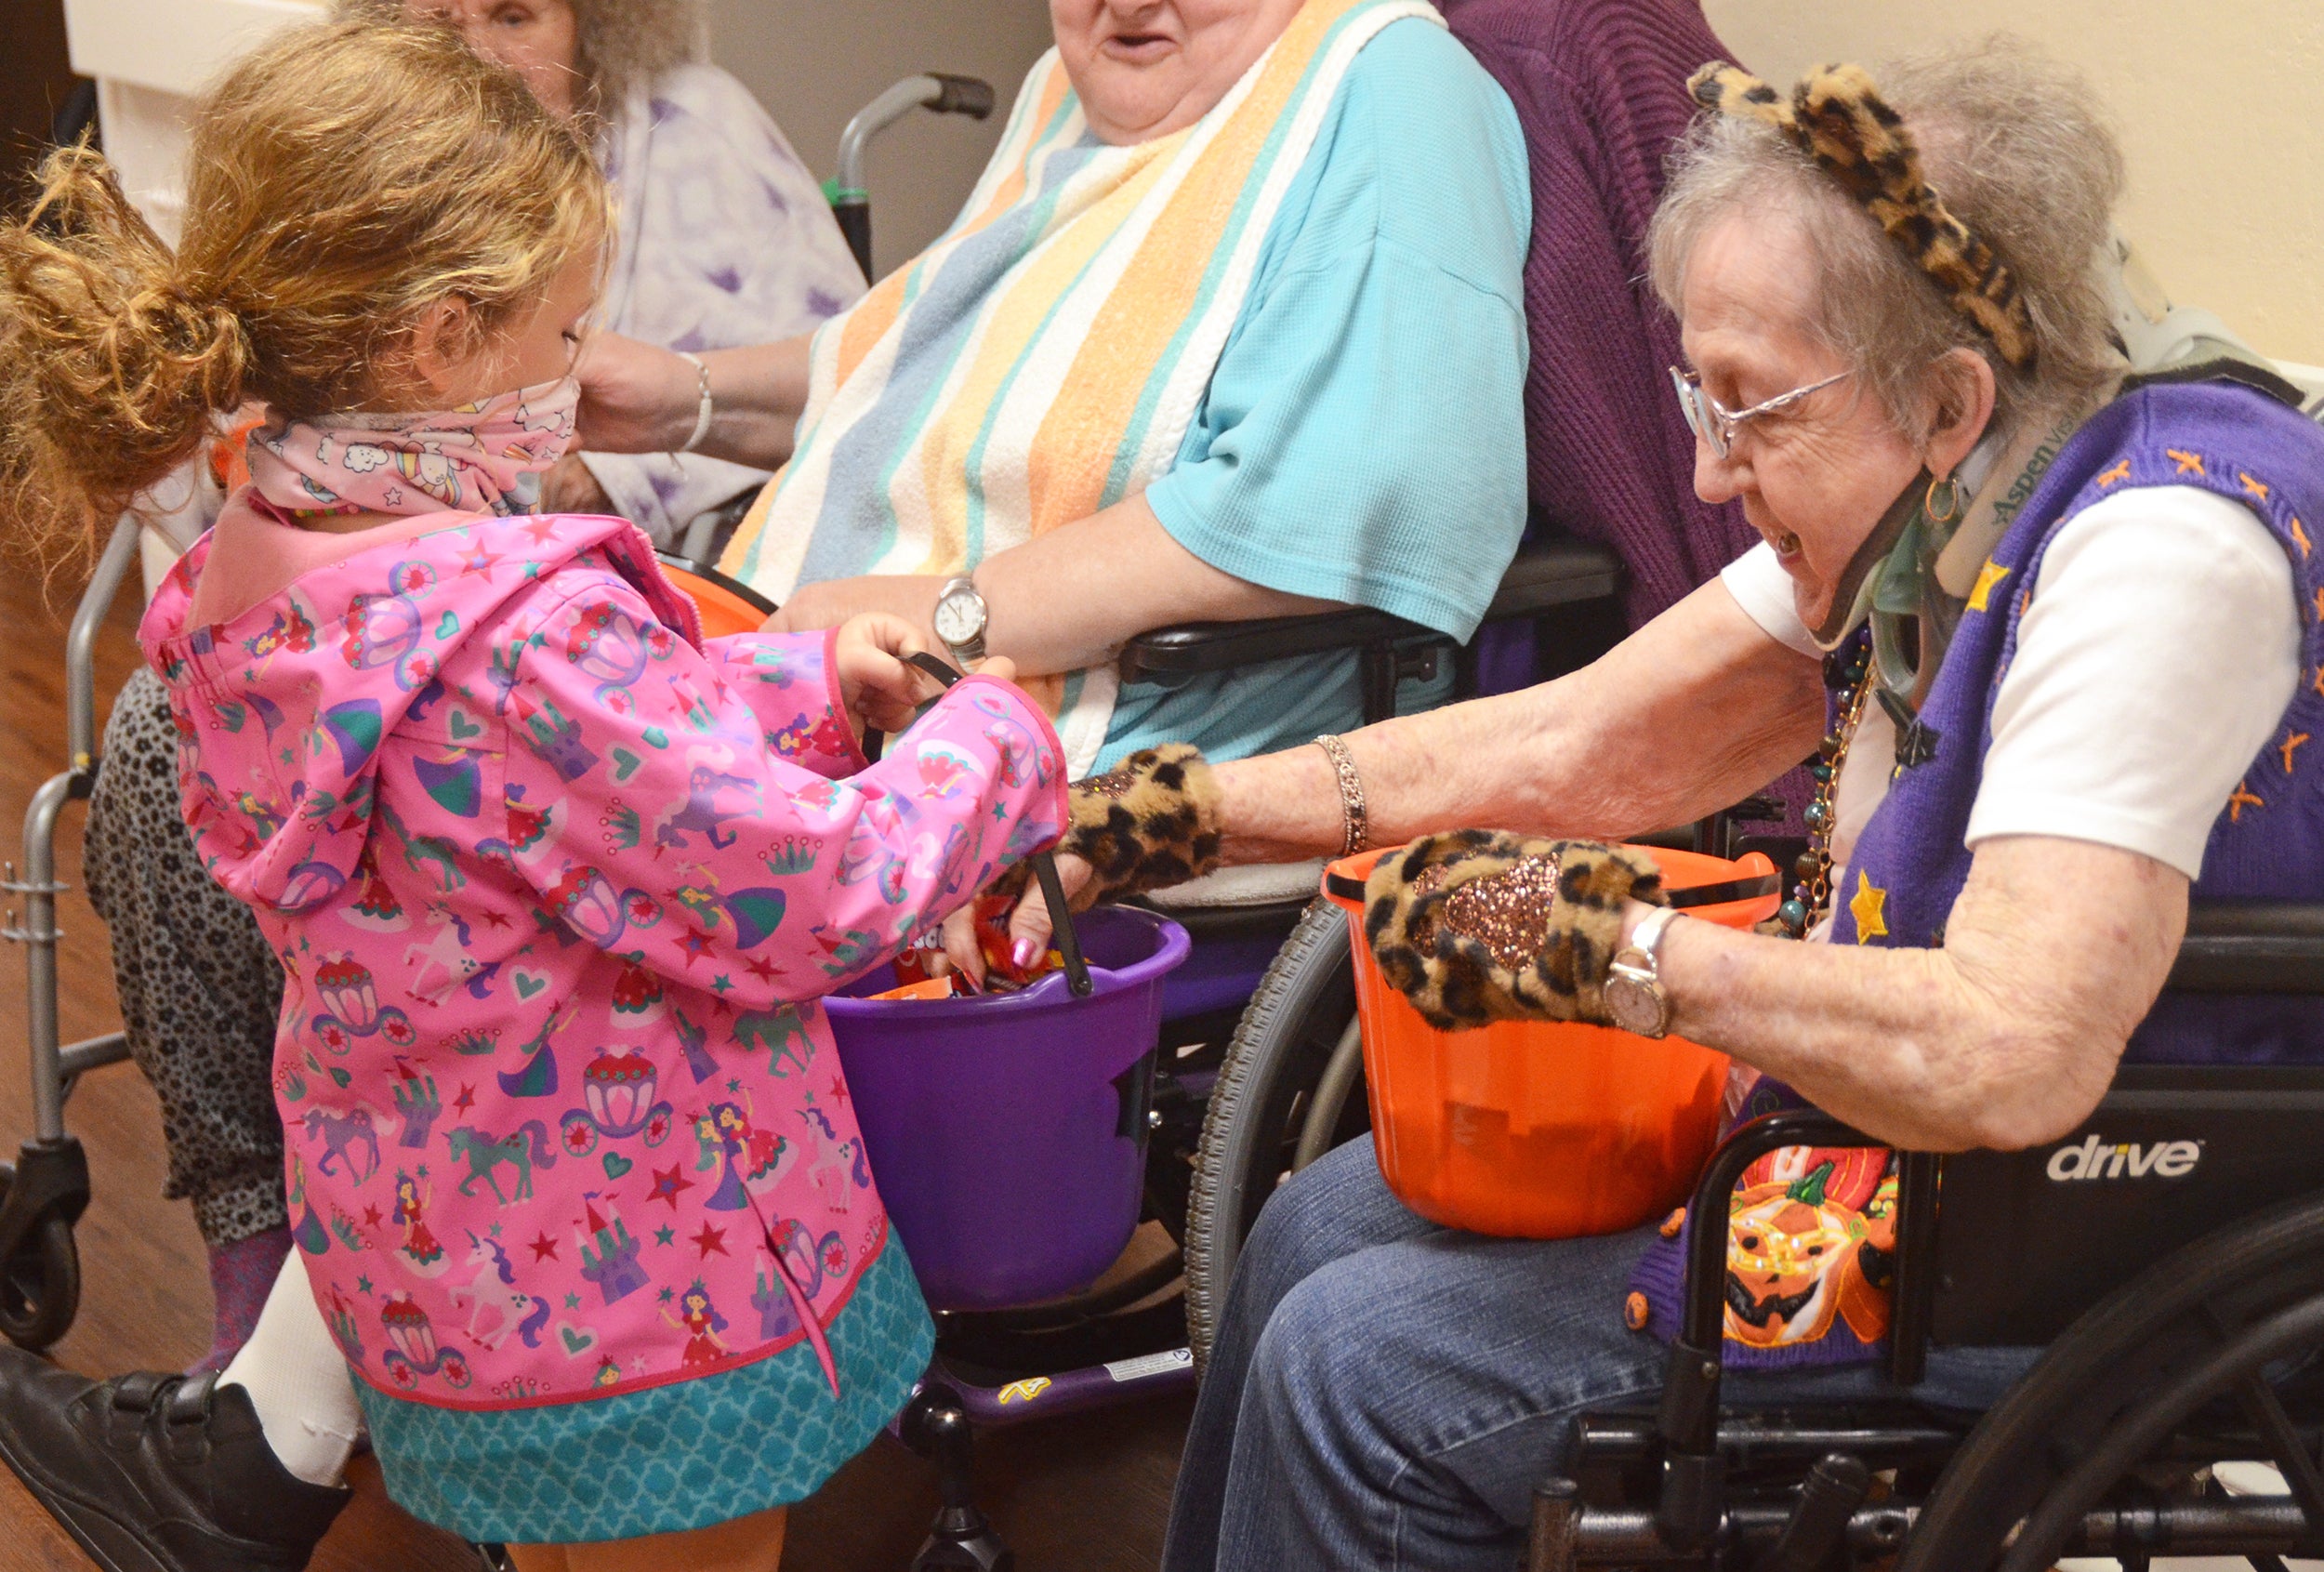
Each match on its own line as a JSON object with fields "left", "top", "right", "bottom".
{"left": 245, "top": 375, "right": 580, "bottom": 520}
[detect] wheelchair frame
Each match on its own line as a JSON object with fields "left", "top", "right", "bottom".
{"left": 1532, "top": 903, "right": 2324, "bottom": 1570}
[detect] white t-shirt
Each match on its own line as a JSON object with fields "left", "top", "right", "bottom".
{"left": 1720, "top": 484, "right": 2302, "bottom": 923}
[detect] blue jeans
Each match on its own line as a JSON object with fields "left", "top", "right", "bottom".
{"left": 1163, "top": 1139, "right": 2039, "bottom": 1572}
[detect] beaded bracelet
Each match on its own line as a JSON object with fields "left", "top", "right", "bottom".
{"left": 1314, "top": 733, "right": 1369, "bottom": 859}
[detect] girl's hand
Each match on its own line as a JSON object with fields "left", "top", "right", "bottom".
{"left": 830, "top": 614, "right": 1016, "bottom": 743}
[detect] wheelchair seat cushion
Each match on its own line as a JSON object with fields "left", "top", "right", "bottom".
{"left": 1142, "top": 859, "right": 1327, "bottom": 910}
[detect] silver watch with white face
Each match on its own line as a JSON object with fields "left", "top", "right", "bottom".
{"left": 1604, "top": 905, "right": 1684, "bottom": 1039}
{"left": 932, "top": 575, "right": 989, "bottom": 666}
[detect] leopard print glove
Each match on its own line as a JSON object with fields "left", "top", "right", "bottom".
{"left": 1364, "top": 831, "right": 1666, "bottom": 1029}
{"left": 998, "top": 744, "right": 1225, "bottom": 911}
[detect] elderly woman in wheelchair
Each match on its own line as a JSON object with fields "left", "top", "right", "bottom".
{"left": 984, "top": 38, "right": 2324, "bottom": 1571}
{"left": 573, "top": 0, "right": 1533, "bottom": 781}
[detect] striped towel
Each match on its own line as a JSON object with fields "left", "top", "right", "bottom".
{"left": 722, "top": 0, "right": 1441, "bottom": 775}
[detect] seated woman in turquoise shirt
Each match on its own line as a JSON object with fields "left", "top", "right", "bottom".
{"left": 574, "top": 0, "right": 1531, "bottom": 775}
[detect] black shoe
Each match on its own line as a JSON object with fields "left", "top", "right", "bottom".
{"left": 0, "top": 1346, "right": 349, "bottom": 1572}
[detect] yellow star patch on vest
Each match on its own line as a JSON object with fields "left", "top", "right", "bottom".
{"left": 1850, "top": 869, "right": 1888, "bottom": 945}
{"left": 1966, "top": 560, "right": 2012, "bottom": 614}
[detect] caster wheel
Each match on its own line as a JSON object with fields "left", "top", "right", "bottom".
{"left": 0, "top": 1210, "right": 79, "bottom": 1352}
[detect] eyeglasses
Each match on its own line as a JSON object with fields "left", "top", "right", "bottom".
{"left": 1669, "top": 366, "right": 1852, "bottom": 458}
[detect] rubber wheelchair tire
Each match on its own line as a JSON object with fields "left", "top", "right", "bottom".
{"left": 1183, "top": 898, "right": 1369, "bottom": 1372}
{"left": 1899, "top": 1186, "right": 2324, "bottom": 1570}
{"left": 0, "top": 1211, "right": 79, "bottom": 1353}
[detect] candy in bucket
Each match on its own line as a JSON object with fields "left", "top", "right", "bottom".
{"left": 863, "top": 651, "right": 1090, "bottom": 999}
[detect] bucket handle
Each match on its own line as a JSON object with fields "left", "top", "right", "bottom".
{"left": 861, "top": 652, "right": 1094, "bottom": 997}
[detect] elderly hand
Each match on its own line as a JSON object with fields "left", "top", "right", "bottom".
{"left": 574, "top": 332, "right": 701, "bottom": 456}
{"left": 766, "top": 575, "right": 945, "bottom": 644}
{"left": 1364, "top": 832, "right": 1666, "bottom": 1030}
{"left": 939, "top": 745, "right": 1223, "bottom": 985}
{"left": 538, "top": 453, "right": 614, "bottom": 516}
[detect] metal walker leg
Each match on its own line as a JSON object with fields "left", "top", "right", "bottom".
{"left": 0, "top": 517, "right": 141, "bottom": 1349}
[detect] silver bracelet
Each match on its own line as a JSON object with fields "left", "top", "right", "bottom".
{"left": 1313, "top": 734, "right": 1369, "bottom": 858}
{"left": 676, "top": 351, "right": 713, "bottom": 454}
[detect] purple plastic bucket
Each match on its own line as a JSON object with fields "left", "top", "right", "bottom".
{"left": 827, "top": 906, "right": 1190, "bottom": 1311}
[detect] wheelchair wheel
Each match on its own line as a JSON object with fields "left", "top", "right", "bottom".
{"left": 0, "top": 1208, "right": 80, "bottom": 1353}
{"left": 1900, "top": 1188, "right": 2324, "bottom": 1570}
{"left": 1183, "top": 899, "right": 1369, "bottom": 1371}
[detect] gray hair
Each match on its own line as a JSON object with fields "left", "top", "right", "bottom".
{"left": 566, "top": 0, "right": 706, "bottom": 107}
{"left": 1647, "top": 37, "right": 2127, "bottom": 445}
{"left": 336, "top": 0, "right": 706, "bottom": 110}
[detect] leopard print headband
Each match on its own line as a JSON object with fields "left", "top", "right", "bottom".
{"left": 1688, "top": 61, "right": 2037, "bottom": 370}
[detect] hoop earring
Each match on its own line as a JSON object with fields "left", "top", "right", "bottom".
{"left": 1925, "top": 472, "right": 1962, "bottom": 524}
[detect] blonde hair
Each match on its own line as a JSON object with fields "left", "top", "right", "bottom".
{"left": 1649, "top": 37, "right": 2126, "bottom": 445}
{"left": 0, "top": 20, "right": 607, "bottom": 560}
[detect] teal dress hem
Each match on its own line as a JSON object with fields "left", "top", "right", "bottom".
{"left": 354, "top": 1234, "right": 933, "bottom": 1544}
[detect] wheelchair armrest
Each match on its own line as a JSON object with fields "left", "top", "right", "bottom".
{"left": 2169, "top": 902, "right": 2324, "bottom": 994}
{"left": 1480, "top": 533, "right": 1623, "bottom": 619}
{"left": 1653, "top": 1107, "right": 1906, "bottom": 1552}
{"left": 1116, "top": 530, "right": 1624, "bottom": 685}
{"left": 1117, "top": 605, "right": 1432, "bottom": 686}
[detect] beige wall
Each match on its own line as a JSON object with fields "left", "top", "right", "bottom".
{"left": 710, "top": 1, "right": 1056, "bottom": 280}
{"left": 1703, "top": 1, "right": 2324, "bottom": 368}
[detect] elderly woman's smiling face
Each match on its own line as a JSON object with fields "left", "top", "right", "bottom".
{"left": 1051, "top": 0, "right": 1308, "bottom": 145}
{"left": 1682, "top": 207, "right": 1992, "bottom": 630}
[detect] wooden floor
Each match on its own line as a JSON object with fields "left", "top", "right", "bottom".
{"left": 0, "top": 555, "right": 1190, "bottom": 1571}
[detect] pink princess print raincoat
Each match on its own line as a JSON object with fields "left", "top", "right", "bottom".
{"left": 139, "top": 502, "right": 1067, "bottom": 1415}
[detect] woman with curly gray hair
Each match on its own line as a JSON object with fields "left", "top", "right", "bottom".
{"left": 963, "top": 38, "right": 2324, "bottom": 1571}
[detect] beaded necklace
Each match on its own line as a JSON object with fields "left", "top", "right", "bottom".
{"left": 1777, "top": 641, "right": 1874, "bottom": 938}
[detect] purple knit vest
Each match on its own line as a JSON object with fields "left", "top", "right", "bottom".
{"left": 1627, "top": 381, "right": 2324, "bottom": 1368}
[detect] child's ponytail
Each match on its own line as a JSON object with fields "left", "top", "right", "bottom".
{"left": 0, "top": 20, "right": 607, "bottom": 564}
{"left": 1, "top": 144, "right": 251, "bottom": 560}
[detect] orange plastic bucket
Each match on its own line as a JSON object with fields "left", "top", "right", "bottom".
{"left": 1324, "top": 844, "right": 1777, "bottom": 1239}
{"left": 657, "top": 555, "right": 774, "bottom": 641}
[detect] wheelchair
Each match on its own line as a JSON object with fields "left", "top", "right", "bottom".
{"left": 1202, "top": 776, "right": 2324, "bottom": 1569}
{"left": 1503, "top": 904, "right": 2324, "bottom": 1570}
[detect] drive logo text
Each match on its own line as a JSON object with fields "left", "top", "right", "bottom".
{"left": 2044, "top": 1134, "right": 2202, "bottom": 1182}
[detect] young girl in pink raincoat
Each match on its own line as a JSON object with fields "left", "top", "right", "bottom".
{"left": 0, "top": 21, "right": 1064, "bottom": 1567}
